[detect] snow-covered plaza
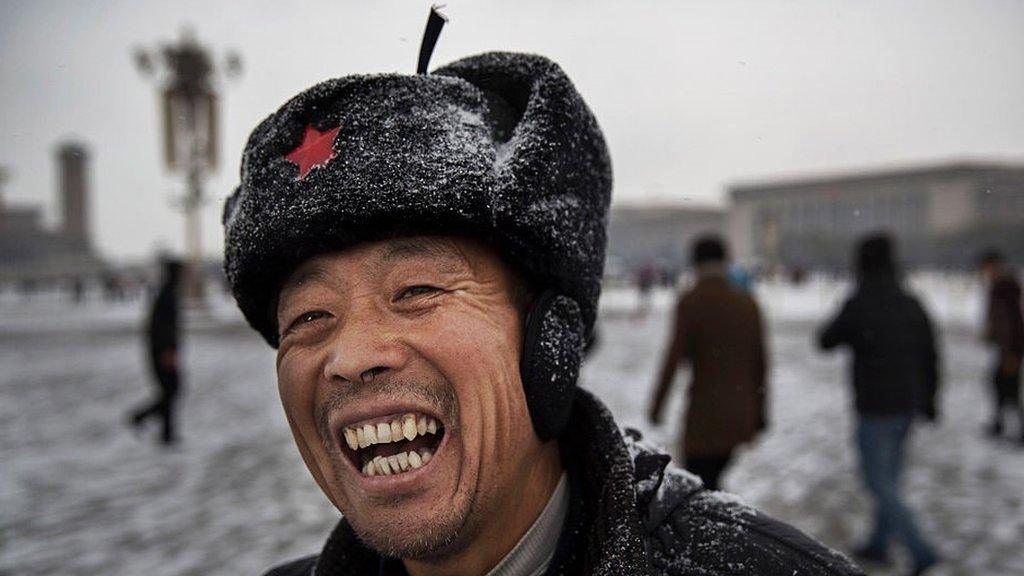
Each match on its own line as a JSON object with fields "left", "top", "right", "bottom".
{"left": 2, "top": 278, "right": 1023, "bottom": 575}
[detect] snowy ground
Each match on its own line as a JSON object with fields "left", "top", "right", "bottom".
{"left": 2, "top": 279, "right": 1022, "bottom": 575}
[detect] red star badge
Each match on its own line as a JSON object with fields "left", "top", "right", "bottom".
{"left": 285, "top": 124, "right": 341, "bottom": 179}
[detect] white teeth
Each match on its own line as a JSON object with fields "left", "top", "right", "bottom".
{"left": 362, "top": 450, "right": 430, "bottom": 476}
{"left": 403, "top": 414, "right": 417, "bottom": 441}
{"left": 346, "top": 412, "right": 443, "bottom": 464}
{"left": 363, "top": 424, "right": 377, "bottom": 445}
{"left": 345, "top": 429, "right": 359, "bottom": 451}
{"left": 408, "top": 450, "right": 423, "bottom": 469}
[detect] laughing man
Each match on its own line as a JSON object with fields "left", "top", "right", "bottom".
{"left": 222, "top": 52, "right": 863, "bottom": 576}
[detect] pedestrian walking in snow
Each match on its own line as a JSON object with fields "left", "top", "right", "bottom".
{"left": 648, "top": 235, "right": 769, "bottom": 491}
{"left": 634, "top": 261, "right": 658, "bottom": 318}
{"left": 818, "top": 234, "right": 940, "bottom": 576}
{"left": 128, "top": 257, "right": 183, "bottom": 445}
{"left": 978, "top": 248, "right": 1024, "bottom": 443}
{"left": 220, "top": 12, "right": 862, "bottom": 575}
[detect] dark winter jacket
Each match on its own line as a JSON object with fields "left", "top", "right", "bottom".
{"left": 263, "top": 389, "right": 863, "bottom": 576}
{"left": 818, "top": 274, "right": 940, "bottom": 418}
{"left": 146, "top": 282, "right": 179, "bottom": 361}
{"left": 985, "top": 272, "right": 1024, "bottom": 357}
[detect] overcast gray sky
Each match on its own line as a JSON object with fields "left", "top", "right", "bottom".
{"left": 2, "top": 0, "right": 1022, "bottom": 260}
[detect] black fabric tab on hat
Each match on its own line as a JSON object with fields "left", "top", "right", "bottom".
{"left": 416, "top": 5, "right": 447, "bottom": 74}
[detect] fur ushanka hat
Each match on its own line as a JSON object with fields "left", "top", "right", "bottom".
{"left": 223, "top": 51, "right": 611, "bottom": 439}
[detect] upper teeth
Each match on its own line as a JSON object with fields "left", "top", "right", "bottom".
{"left": 344, "top": 413, "right": 440, "bottom": 451}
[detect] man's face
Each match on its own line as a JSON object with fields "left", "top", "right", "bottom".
{"left": 275, "top": 236, "right": 545, "bottom": 558}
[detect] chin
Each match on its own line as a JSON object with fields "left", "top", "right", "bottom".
{"left": 346, "top": 496, "right": 470, "bottom": 559}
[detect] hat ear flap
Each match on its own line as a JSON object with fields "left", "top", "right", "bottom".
{"left": 521, "top": 290, "right": 585, "bottom": 440}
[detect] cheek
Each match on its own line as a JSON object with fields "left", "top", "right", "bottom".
{"left": 440, "top": 312, "right": 519, "bottom": 386}
{"left": 418, "top": 309, "right": 528, "bottom": 449}
{"left": 277, "top": 356, "right": 346, "bottom": 509}
{"left": 277, "top": 352, "right": 329, "bottom": 465}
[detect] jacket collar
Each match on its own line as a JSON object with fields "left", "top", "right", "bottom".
{"left": 542, "top": 389, "right": 650, "bottom": 575}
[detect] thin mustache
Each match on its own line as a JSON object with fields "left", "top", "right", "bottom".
{"left": 315, "top": 377, "right": 458, "bottom": 451}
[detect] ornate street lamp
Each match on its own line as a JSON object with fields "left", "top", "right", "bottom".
{"left": 134, "top": 26, "right": 241, "bottom": 302}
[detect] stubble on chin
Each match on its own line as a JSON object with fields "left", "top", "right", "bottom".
{"left": 347, "top": 495, "right": 472, "bottom": 560}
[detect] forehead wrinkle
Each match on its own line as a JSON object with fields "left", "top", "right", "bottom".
{"left": 369, "top": 238, "right": 468, "bottom": 278}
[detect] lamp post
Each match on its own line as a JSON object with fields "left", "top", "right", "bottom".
{"left": 134, "top": 27, "right": 241, "bottom": 303}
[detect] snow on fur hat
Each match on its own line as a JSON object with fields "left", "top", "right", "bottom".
{"left": 222, "top": 51, "right": 611, "bottom": 436}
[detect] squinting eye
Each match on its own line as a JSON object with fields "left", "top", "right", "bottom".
{"left": 396, "top": 285, "right": 438, "bottom": 301}
{"left": 289, "top": 310, "right": 327, "bottom": 331}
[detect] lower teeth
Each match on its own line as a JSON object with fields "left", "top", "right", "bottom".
{"left": 364, "top": 448, "right": 434, "bottom": 476}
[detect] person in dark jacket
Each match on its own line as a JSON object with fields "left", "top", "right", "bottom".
{"left": 222, "top": 32, "right": 863, "bottom": 575}
{"left": 128, "top": 257, "right": 183, "bottom": 445}
{"left": 818, "top": 234, "right": 940, "bottom": 576}
{"left": 648, "top": 236, "right": 768, "bottom": 491}
{"left": 978, "top": 249, "right": 1024, "bottom": 443}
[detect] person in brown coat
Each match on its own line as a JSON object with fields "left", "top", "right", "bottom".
{"left": 648, "top": 235, "right": 768, "bottom": 490}
{"left": 979, "top": 249, "right": 1024, "bottom": 443}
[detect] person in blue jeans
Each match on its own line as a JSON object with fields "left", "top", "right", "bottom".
{"left": 819, "top": 234, "right": 941, "bottom": 576}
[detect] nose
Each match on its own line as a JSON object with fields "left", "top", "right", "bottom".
{"left": 322, "top": 313, "right": 407, "bottom": 385}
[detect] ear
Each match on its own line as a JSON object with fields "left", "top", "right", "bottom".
{"left": 520, "top": 290, "right": 585, "bottom": 440}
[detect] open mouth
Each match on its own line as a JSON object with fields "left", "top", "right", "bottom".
{"left": 340, "top": 412, "right": 445, "bottom": 476}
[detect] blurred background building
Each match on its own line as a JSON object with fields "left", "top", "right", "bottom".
{"left": 727, "top": 161, "right": 1024, "bottom": 272}
{"left": 0, "top": 142, "right": 104, "bottom": 282}
{"left": 605, "top": 205, "right": 725, "bottom": 281}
